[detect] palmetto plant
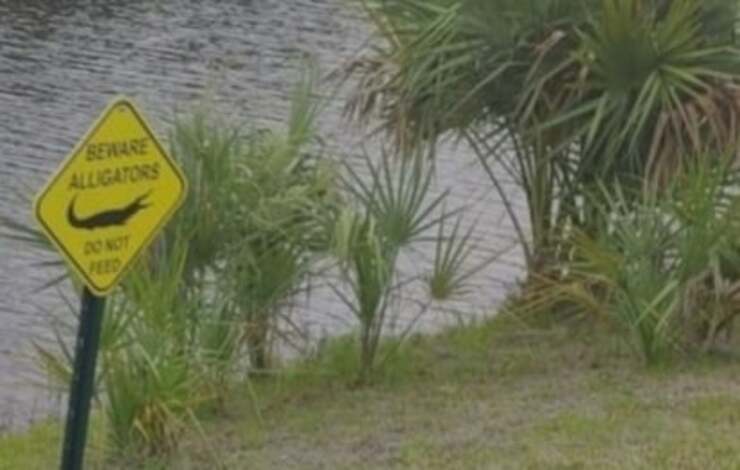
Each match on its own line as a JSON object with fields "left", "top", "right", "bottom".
{"left": 102, "top": 242, "right": 206, "bottom": 455}
{"left": 529, "top": 0, "right": 740, "bottom": 187}
{"left": 165, "top": 67, "right": 339, "bottom": 371}
{"left": 527, "top": 157, "right": 740, "bottom": 363}
{"left": 333, "top": 210, "right": 394, "bottom": 380}
{"left": 164, "top": 110, "right": 243, "bottom": 282}
{"left": 216, "top": 75, "right": 339, "bottom": 370}
{"left": 348, "top": 0, "right": 740, "bottom": 271}
{"left": 7, "top": 70, "right": 339, "bottom": 455}
{"left": 333, "top": 151, "right": 483, "bottom": 380}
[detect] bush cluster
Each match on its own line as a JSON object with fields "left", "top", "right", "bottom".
{"left": 350, "top": 0, "right": 740, "bottom": 364}
{"left": 19, "top": 73, "right": 481, "bottom": 457}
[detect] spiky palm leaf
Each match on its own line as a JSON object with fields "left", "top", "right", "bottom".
{"left": 348, "top": 0, "right": 740, "bottom": 271}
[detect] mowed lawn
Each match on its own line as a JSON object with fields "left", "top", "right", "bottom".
{"left": 4, "top": 316, "right": 740, "bottom": 469}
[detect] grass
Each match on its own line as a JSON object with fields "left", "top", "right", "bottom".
{"left": 0, "top": 415, "right": 109, "bottom": 470}
{"left": 6, "top": 314, "right": 740, "bottom": 469}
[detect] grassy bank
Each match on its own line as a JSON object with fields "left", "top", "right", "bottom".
{"left": 4, "top": 315, "right": 740, "bottom": 469}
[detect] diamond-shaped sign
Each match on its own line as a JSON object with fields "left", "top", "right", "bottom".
{"left": 34, "top": 97, "right": 187, "bottom": 295}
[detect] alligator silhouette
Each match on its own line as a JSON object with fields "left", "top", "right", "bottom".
{"left": 67, "top": 191, "right": 152, "bottom": 230}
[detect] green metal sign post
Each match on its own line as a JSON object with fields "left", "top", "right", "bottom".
{"left": 60, "top": 288, "right": 106, "bottom": 470}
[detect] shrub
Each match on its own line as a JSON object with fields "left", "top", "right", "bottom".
{"left": 102, "top": 245, "right": 203, "bottom": 455}
{"left": 24, "top": 70, "right": 340, "bottom": 455}
{"left": 333, "top": 152, "right": 488, "bottom": 381}
{"left": 347, "top": 0, "right": 740, "bottom": 272}
{"left": 163, "top": 68, "right": 339, "bottom": 373}
{"left": 530, "top": 157, "right": 740, "bottom": 363}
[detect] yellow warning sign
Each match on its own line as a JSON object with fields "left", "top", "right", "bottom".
{"left": 34, "top": 97, "right": 187, "bottom": 295}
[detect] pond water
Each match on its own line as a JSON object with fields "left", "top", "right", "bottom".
{"left": 0, "top": 0, "right": 526, "bottom": 429}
